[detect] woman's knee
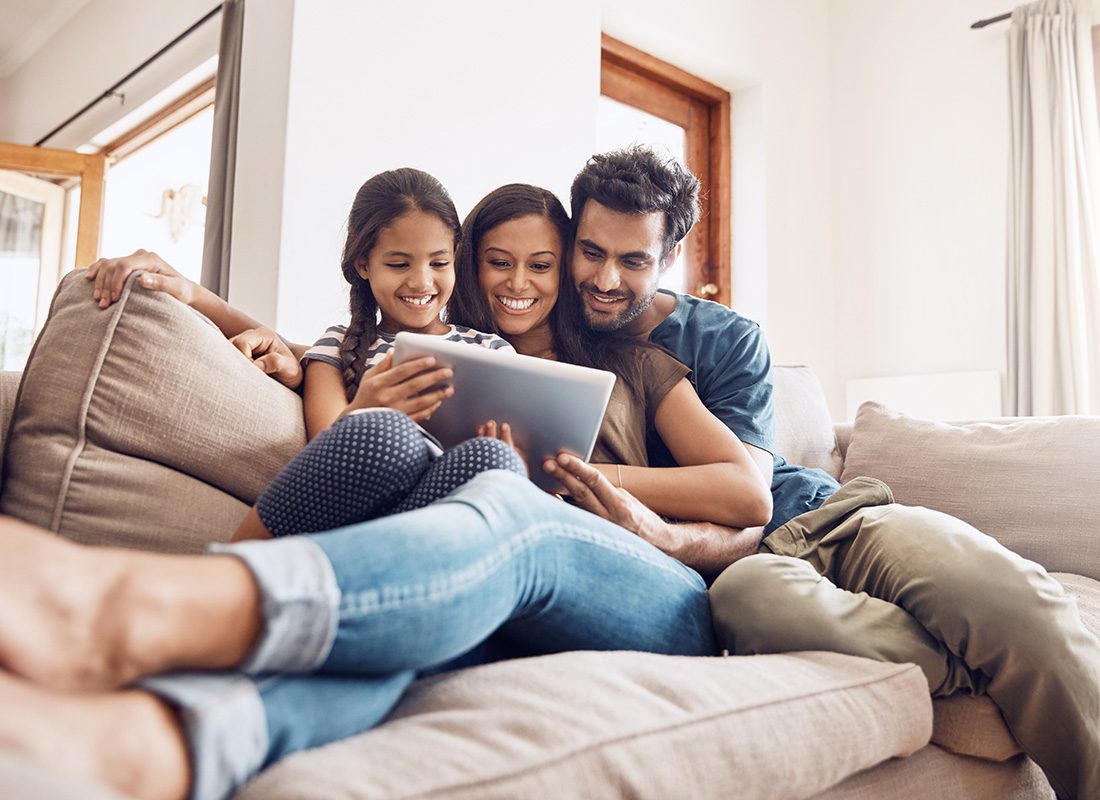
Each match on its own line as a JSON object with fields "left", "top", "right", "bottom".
{"left": 453, "top": 437, "right": 526, "bottom": 476}
{"left": 709, "top": 555, "right": 809, "bottom": 651}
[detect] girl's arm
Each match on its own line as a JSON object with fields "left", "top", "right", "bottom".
{"left": 585, "top": 379, "right": 772, "bottom": 529}
{"left": 302, "top": 353, "right": 455, "bottom": 440}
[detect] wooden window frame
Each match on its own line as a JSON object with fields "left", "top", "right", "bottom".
{"left": 0, "top": 142, "right": 106, "bottom": 268}
{"left": 601, "top": 34, "right": 732, "bottom": 305}
{"left": 98, "top": 75, "right": 216, "bottom": 164}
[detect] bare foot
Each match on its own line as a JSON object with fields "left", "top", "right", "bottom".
{"left": 0, "top": 670, "right": 190, "bottom": 800}
{"left": 0, "top": 515, "right": 262, "bottom": 690}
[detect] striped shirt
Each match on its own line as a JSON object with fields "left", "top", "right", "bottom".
{"left": 303, "top": 324, "right": 514, "bottom": 392}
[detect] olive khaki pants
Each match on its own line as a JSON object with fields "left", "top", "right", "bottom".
{"left": 710, "top": 477, "right": 1100, "bottom": 800}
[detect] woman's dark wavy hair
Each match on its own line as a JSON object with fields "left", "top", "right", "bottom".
{"left": 338, "top": 168, "right": 461, "bottom": 399}
{"left": 448, "top": 183, "right": 650, "bottom": 398}
{"left": 569, "top": 146, "right": 700, "bottom": 258}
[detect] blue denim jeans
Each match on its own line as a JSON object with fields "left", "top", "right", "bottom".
{"left": 144, "top": 471, "right": 715, "bottom": 800}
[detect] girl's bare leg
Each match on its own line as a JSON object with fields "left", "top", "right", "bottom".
{"left": 0, "top": 515, "right": 263, "bottom": 690}
{"left": 231, "top": 506, "right": 274, "bottom": 542}
{"left": 0, "top": 670, "right": 190, "bottom": 800}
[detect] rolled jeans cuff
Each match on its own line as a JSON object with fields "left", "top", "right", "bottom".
{"left": 208, "top": 536, "right": 340, "bottom": 673}
{"left": 140, "top": 672, "right": 267, "bottom": 800}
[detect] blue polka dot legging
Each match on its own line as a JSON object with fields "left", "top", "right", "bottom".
{"left": 256, "top": 408, "right": 527, "bottom": 537}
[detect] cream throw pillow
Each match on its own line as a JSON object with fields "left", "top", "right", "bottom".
{"left": 841, "top": 402, "right": 1100, "bottom": 581}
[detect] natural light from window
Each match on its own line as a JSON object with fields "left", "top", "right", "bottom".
{"left": 99, "top": 106, "right": 213, "bottom": 285}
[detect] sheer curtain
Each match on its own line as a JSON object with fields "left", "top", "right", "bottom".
{"left": 201, "top": 0, "right": 244, "bottom": 300}
{"left": 1006, "top": 0, "right": 1100, "bottom": 415}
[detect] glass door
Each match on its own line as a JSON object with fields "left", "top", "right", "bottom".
{"left": 0, "top": 142, "right": 106, "bottom": 371}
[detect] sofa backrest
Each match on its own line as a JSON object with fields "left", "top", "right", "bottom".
{"left": 0, "top": 271, "right": 306, "bottom": 553}
{"left": 772, "top": 365, "right": 842, "bottom": 480}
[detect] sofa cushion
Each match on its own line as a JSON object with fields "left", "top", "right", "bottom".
{"left": 840, "top": 402, "right": 1100, "bottom": 580}
{"left": 773, "top": 365, "right": 842, "bottom": 479}
{"left": 234, "top": 650, "right": 931, "bottom": 800}
{"left": 0, "top": 271, "right": 306, "bottom": 553}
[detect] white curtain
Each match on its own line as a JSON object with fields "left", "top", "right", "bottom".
{"left": 1007, "top": 0, "right": 1100, "bottom": 415}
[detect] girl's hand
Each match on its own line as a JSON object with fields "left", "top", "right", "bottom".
{"left": 477, "top": 420, "right": 528, "bottom": 475}
{"left": 543, "top": 453, "right": 671, "bottom": 549}
{"left": 85, "top": 250, "right": 194, "bottom": 309}
{"left": 350, "top": 351, "right": 454, "bottom": 422}
{"left": 230, "top": 327, "right": 303, "bottom": 390}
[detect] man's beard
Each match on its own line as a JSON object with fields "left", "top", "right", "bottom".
{"left": 578, "top": 283, "right": 657, "bottom": 332}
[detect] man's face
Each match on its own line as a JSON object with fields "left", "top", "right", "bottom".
{"left": 572, "top": 200, "right": 669, "bottom": 333}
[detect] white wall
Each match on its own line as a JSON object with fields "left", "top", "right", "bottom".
{"left": 0, "top": 0, "right": 217, "bottom": 147}
{"left": 828, "top": 0, "right": 1012, "bottom": 418}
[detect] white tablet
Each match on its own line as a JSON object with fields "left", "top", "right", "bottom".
{"left": 392, "top": 331, "right": 616, "bottom": 491}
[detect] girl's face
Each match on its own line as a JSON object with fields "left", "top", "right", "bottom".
{"left": 477, "top": 214, "right": 562, "bottom": 339}
{"left": 356, "top": 210, "right": 455, "bottom": 335}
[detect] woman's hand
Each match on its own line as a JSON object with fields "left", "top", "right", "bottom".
{"left": 84, "top": 250, "right": 195, "bottom": 309}
{"left": 477, "top": 420, "right": 528, "bottom": 475}
{"left": 230, "top": 327, "right": 304, "bottom": 390}
{"left": 543, "top": 453, "right": 671, "bottom": 549}
{"left": 349, "top": 351, "right": 454, "bottom": 422}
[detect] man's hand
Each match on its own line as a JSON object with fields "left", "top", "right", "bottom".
{"left": 544, "top": 453, "right": 674, "bottom": 552}
{"left": 349, "top": 352, "right": 454, "bottom": 422}
{"left": 84, "top": 250, "right": 194, "bottom": 309}
{"left": 229, "top": 327, "right": 304, "bottom": 390}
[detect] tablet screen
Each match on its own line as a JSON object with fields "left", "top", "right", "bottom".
{"left": 393, "top": 332, "right": 616, "bottom": 491}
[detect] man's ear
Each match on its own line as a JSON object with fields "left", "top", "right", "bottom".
{"left": 659, "top": 241, "right": 683, "bottom": 273}
{"left": 354, "top": 257, "right": 370, "bottom": 281}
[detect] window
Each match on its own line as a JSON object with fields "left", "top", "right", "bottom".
{"left": 598, "top": 35, "right": 731, "bottom": 304}
{"left": 92, "top": 68, "right": 216, "bottom": 285}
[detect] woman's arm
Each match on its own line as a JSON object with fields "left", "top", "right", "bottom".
{"left": 85, "top": 251, "right": 309, "bottom": 388}
{"left": 589, "top": 379, "right": 772, "bottom": 529}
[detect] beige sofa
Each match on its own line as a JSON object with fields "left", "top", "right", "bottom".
{"left": 3, "top": 271, "right": 1097, "bottom": 799}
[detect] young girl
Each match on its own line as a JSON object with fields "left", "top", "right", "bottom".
{"left": 233, "top": 168, "right": 525, "bottom": 540}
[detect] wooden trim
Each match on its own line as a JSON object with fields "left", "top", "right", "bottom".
{"left": 602, "top": 35, "right": 729, "bottom": 104}
{"left": 600, "top": 35, "right": 732, "bottom": 305}
{"left": 0, "top": 141, "right": 106, "bottom": 266}
{"left": 99, "top": 76, "right": 216, "bottom": 163}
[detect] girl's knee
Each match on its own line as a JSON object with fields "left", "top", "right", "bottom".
{"left": 459, "top": 437, "right": 526, "bottom": 476}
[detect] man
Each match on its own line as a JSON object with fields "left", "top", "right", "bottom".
{"left": 557, "top": 146, "right": 1099, "bottom": 800}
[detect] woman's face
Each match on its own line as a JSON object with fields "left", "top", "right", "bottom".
{"left": 477, "top": 214, "right": 562, "bottom": 339}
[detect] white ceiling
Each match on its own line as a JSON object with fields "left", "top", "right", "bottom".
{"left": 0, "top": 0, "right": 92, "bottom": 79}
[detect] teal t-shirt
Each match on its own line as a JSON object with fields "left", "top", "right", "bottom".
{"left": 647, "top": 290, "right": 840, "bottom": 532}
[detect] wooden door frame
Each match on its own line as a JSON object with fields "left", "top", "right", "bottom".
{"left": 0, "top": 141, "right": 107, "bottom": 268}
{"left": 601, "top": 34, "right": 732, "bottom": 305}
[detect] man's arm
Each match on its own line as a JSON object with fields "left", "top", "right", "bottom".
{"left": 545, "top": 454, "right": 764, "bottom": 579}
{"left": 657, "top": 520, "right": 764, "bottom": 583}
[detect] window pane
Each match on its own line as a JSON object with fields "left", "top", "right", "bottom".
{"left": 596, "top": 96, "right": 687, "bottom": 293}
{"left": 100, "top": 107, "right": 214, "bottom": 284}
{"left": 0, "top": 191, "right": 44, "bottom": 370}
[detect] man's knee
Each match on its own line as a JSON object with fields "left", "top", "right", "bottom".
{"left": 709, "top": 554, "right": 809, "bottom": 652}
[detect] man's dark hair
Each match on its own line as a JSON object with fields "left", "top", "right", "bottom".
{"left": 569, "top": 146, "right": 701, "bottom": 258}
